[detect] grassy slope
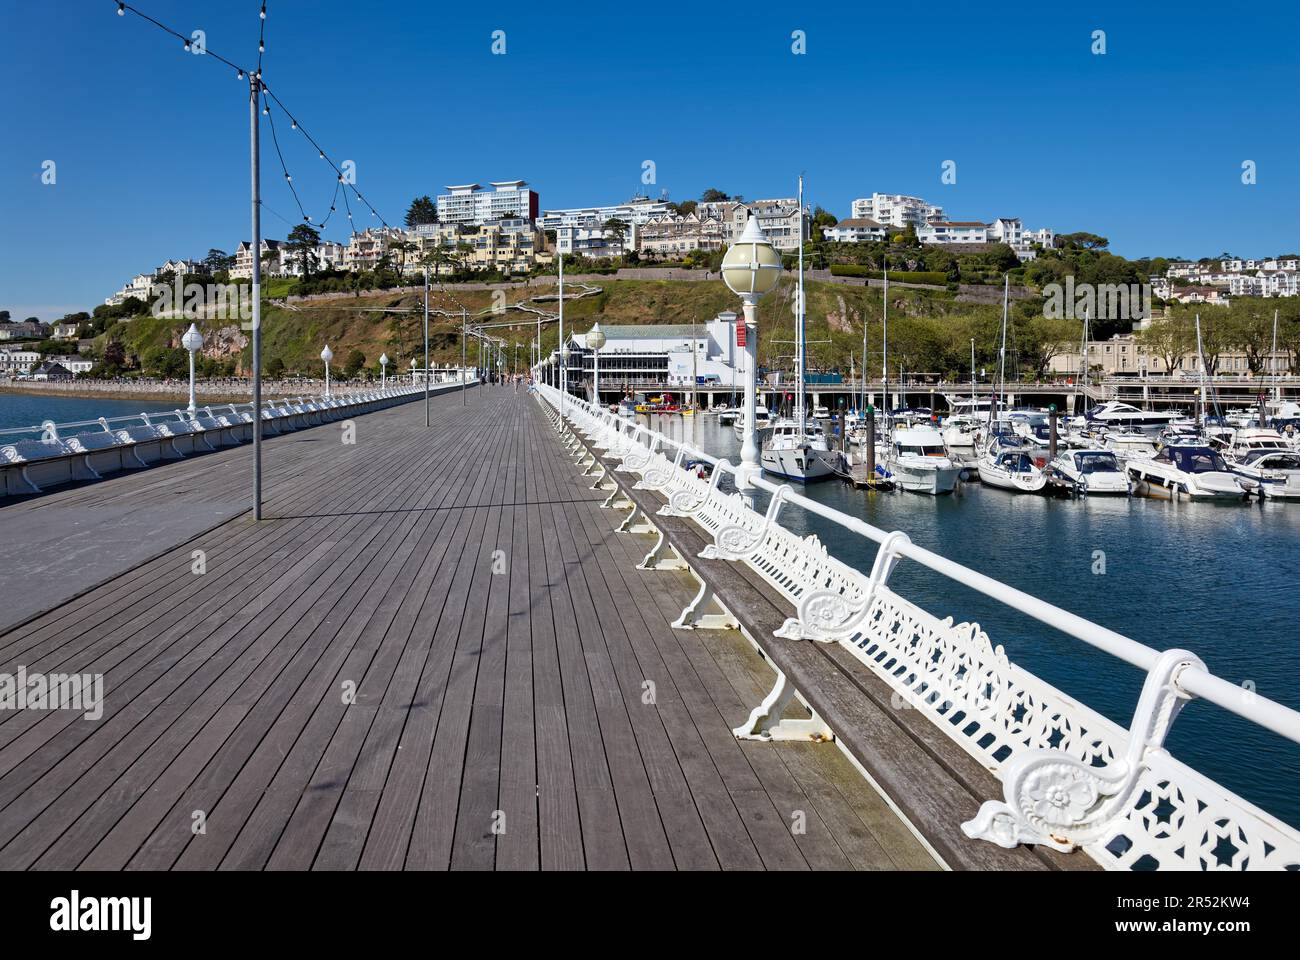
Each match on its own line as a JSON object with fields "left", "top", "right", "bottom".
{"left": 100, "top": 278, "right": 1008, "bottom": 378}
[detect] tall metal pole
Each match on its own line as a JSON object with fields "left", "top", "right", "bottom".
{"left": 796, "top": 174, "right": 806, "bottom": 438}
{"left": 461, "top": 307, "right": 467, "bottom": 405}
{"left": 558, "top": 253, "right": 565, "bottom": 419}
{"left": 423, "top": 265, "right": 430, "bottom": 426}
{"left": 740, "top": 294, "right": 759, "bottom": 475}
{"left": 250, "top": 76, "right": 263, "bottom": 521}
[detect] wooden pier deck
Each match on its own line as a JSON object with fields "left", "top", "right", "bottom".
{"left": 0, "top": 385, "right": 934, "bottom": 871}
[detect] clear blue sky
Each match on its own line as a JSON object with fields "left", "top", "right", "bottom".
{"left": 2, "top": 0, "right": 1297, "bottom": 321}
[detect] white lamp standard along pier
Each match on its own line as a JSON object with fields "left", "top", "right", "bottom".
{"left": 587, "top": 322, "right": 606, "bottom": 405}
{"left": 321, "top": 344, "right": 333, "bottom": 399}
{"left": 721, "top": 216, "right": 782, "bottom": 487}
{"left": 380, "top": 352, "right": 389, "bottom": 390}
{"left": 182, "top": 322, "right": 204, "bottom": 418}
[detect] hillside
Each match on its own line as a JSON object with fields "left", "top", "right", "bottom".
{"left": 89, "top": 276, "right": 1068, "bottom": 382}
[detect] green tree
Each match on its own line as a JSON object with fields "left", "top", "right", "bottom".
{"left": 343, "top": 349, "right": 366, "bottom": 378}
{"left": 203, "top": 248, "right": 236, "bottom": 273}
{"left": 266, "top": 356, "right": 286, "bottom": 378}
{"left": 404, "top": 195, "right": 437, "bottom": 227}
{"left": 285, "top": 224, "right": 322, "bottom": 278}
{"left": 700, "top": 188, "right": 730, "bottom": 203}
{"left": 1137, "top": 314, "right": 1194, "bottom": 374}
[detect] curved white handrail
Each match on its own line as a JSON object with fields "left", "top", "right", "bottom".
{"left": 538, "top": 381, "right": 1300, "bottom": 870}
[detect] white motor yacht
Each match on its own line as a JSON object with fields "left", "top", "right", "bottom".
{"left": 1084, "top": 401, "right": 1180, "bottom": 436}
{"left": 941, "top": 414, "right": 982, "bottom": 453}
{"left": 1226, "top": 427, "right": 1291, "bottom": 462}
{"left": 1126, "top": 445, "right": 1252, "bottom": 501}
{"left": 884, "top": 426, "right": 962, "bottom": 494}
{"left": 1100, "top": 431, "right": 1161, "bottom": 462}
{"left": 1230, "top": 449, "right": 1300, "bottom": 500}
{"left": 731, "top": 402, "right": 772, "bottom": 438}
{"left": 1048, "top": 449, "right": 1131, "bottom": 495}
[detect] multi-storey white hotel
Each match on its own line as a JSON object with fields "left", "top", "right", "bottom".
{"left": 850, "top": 193, "right": 944, "bottom": 229}
{"left": 436, "top": 180, "right": 539, "bottom": 225}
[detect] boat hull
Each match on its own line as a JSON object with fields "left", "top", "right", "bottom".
{"left": 887, "top": 460, "right": 961, "bottom": 495}
{"left": 979, "top": 463, "right": 1048, "bottom": 493}
{"left": 761, "top": 447, "right": 838, "bottom": 483}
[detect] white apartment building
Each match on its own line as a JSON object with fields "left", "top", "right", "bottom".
{"left": 850, "top": 193, "right": 944, "bottom": 229}
{"left": 230, "top": 239, "right": 289, "bottom": 279}
{"left": 59, "top": 356, "right": 94, "bottom": 374}
{"left": 105, "top": 272, "right": 159, "bottom": 306}
{"left": 0, "top": 349, "right": 41, "bottom": 374}
{"left": 437, "top": 181, "right": 539, "bottom": 225}
{"left": 537, "top": 196, "right": 673, "bottom": 232}
{"left": 989, "top": 218, "right": 1023, "bottom": 246}
{"left": 823, "top": 218, "right": 887, "bottom": 243}
{"left": 342, "top": 228, "right": 405, "bottom": 272}
{"left": 554, "top": 224, "right": 632, "bottom": 259}
{"left": 638, "top": 212, "right": 726, "bottom": 256}
{"left": 692, "top": 198, "right": 811, "bottom": 252}
{"left": 917, "top": 221, "right": 990, "bottom": 244}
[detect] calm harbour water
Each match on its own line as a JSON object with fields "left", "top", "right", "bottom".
{"left": 649, "top": 412, "right": 1300, "bottom": 830}
{"left": 0, "top": 393, "right": 183, "bottom": 434}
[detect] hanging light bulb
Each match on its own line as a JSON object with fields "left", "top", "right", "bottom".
{"left": 318, "top": 150, "right": 325, "bottom": 159}
{"left": 237, "top": 68, "right": 244, "bottom": 79}
{"left": 183, "top": 39, "right": 190, "bottom": 50}
{"left": 262, "top": 104, "right": 269, "bottom": 115}
{"left": 260, "top": 4, "right": 266, "bottom": 19}
{"left": 259, "top": 41, "right": 265, "bottom": 53}
{"left": 305, "top": 215, "right": 312, "bottom": 222}
{"left": 117, "top": 2, "right": 125, "bottom": 15}
{"left": 284, "top": 173, "right": 292, "bottom": 182}
{"left": 290, "top": 120, "right": 296, "bottom": 129}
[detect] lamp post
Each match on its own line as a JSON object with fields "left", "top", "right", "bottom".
{"left": 560, "top": 343, "right": 570, "bottom": 403}
{"left": 721, "top": 216, "right": 782, "bottom": 487}
{"left": 181, "top": 322, "right": 204, "bottom": 418}
{"left": 587, "top": 322, "right": 606, "bottom": 406}
{"left": 380, "top": 352, "right": 389, "bottom": 390}
{"left": 321, "top": 344, "right": 333, "bottom": 399}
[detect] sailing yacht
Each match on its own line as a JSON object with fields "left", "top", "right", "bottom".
{"left": 977, "top": 275, "right": 1046, "bottom": 494}
{"left": 760, "top": 175, "right": 839, "bottom": 484}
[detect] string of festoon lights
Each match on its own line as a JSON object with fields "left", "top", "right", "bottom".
{"left": 109, "top": 1, "right": 391, "bottom": 231}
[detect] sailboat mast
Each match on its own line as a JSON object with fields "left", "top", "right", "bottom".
{"left": 796, "top": 175, "right": 806, "bottom": 436}
{"left": 989, "top": 274, "right": 1009, "bottom": 431}
{"left": 1195, "top": 312, "right": 1207, "bottom": 428}
{"left": 882, "top": 265, "right": 889, "bottom": 427}
{"left": 1271, "top": 308, "right": 1281, "bottom": 406}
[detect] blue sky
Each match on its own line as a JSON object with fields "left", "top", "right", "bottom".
{"left": 2, "top": 0, "right": 1297, "bottom": 320}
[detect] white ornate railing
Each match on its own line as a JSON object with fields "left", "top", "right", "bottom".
{"left": 536, "top": 382, "right": 1300, "bottom": 871}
